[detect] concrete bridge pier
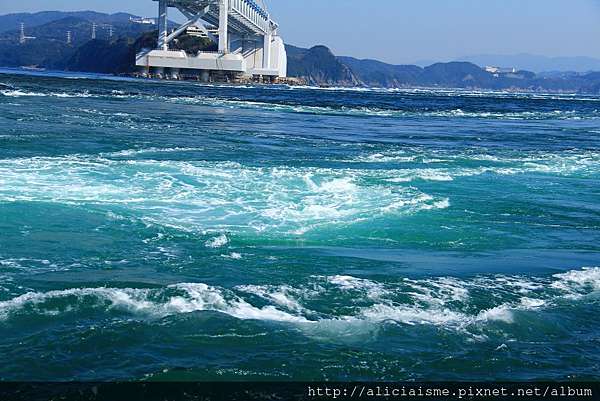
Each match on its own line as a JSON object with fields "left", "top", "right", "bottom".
{"left": 169, "top": 68, "right": 181, "bottom": 80}
{"left": 136, "top": 0, "right": 287, "bottom": 81}
{"left": 153, "top": 67, "right": 165, "bottom": 79}
{"left": 200, "top": 70, "right": 210, "bottom": 83}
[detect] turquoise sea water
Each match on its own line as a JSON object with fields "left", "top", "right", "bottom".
{"left": 0, "top": 70, "right": 599, "bottom": 381}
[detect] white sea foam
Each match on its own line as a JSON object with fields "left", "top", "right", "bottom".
{"left": 205, "top": 234, "right": 229, "bottom": 248}
{"left": 222, "top": 252, "right": 243, "bottom": 260}
{"left": 352, "top": 149, "right": 600, "bottom": 182}
{"left": 171, "top": 283, "right": 311, "bottom": 323}
{"left": 328, "top": 275, "right": 388, "bottom": 300}
{"left": 550, "top": 267, "right": 600, "bottom": 296}
{"left": 104, "top": 147, "right": 205, "bottom": 157}
{"left": 0, "top": 268, "right": 597, "bottom": 336}
{"left": 173, "top": 96, "right": 599, "bottom": 120}
{"left": 387, "top": 170, "right": 454, "bottom": 182}
{"left": 0, "top": 155, "right": 454, "bottom": 236}
{"left": 476, "top": 305, "right": 515, "bottom": 323}
{"left": 0, "top": 284, "right": 308, "bottom": 323}
{"left": 358, "top": 303, "right": 467, "bottom": 326}
{"left": 404, "top": 276, "right": 470, "bottom": 304}
{"left": 0, "top": 287, "right": 154, "bottom": 320}
{"left": 0, "top": 89, "right": 93, "bottom": 98}
{"left": 1, "top": 89, "right": 46, "bottom": 97}
{"left": 357, "top": 152, "right": 417, "bottom": 163}
{"left": 236, "top": 285, "right": 306, "bottom": 312}
{"left": 3, "top": 87, "right": 597, "bottom": 120}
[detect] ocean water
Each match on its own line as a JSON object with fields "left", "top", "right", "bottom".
{"left": 0, "top": 70, "right": 599, "bottom": 381}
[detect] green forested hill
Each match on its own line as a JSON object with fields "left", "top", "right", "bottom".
{"left": 1, "top": 11, "right": 600, "bottom": 93}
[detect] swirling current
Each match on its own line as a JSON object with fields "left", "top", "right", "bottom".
{"left": 0, "top": 69, "right": 599, "bottom": 381}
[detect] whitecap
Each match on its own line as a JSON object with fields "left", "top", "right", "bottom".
{"left": 1, "top": 267, "right": 597, "bottom": 337}
{"left": 222, "top": 252, "right": 242, "bottom": 260}
{"left": 551, "top": 267, "right": 600, "bottom": 295}
{"left": 167, "top": 283, "right": 308, "bottom": 323}
{"left": 328, "top": 275, "right": 388, "bottom": 300}
{"left": 236, "top": 285, "right": 306, "bottom": 312}
{"left": 205, "top": 234, "right": 229, "bottom": 248}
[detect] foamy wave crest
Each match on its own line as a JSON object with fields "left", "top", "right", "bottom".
{"left": 0, "top": 284, "right": 307, "bottom": 323}
{"left": 1, "top": 268, "right": 595, "bottom": 337}
{"left": 171, "top": 96, "right": 599, "bottom": 120}
{"left": 166, "top": 283, "right": 308, "bottom": 322}
{"left": 103, "top": 147, "right": 205, "bottom": 157}
{"left": 354, "top": 149, "right": 600, "bottom": 179}
{"left": 0, "top": 89, "right": 93, "bottom": 98}
{"left": 3, "top": 87, "right": 596, "bottom": 120}
{"left": 289, "top": 86, "right": 600, "bottom": 102}
{"left": 328, "top": 275, "right": 388, "bottom": 300}
{"left": 550, "top": 267, "right": 600, "bottom": 297}
{"left": 205, "top": 234, "right": 229, "bottom": 248}
{"left": 236, "top": 284, "right": 308, "bottom": 313}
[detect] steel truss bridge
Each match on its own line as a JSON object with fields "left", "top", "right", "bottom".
{"left": 136, "top": 0, "right": 287, "bottom": 80}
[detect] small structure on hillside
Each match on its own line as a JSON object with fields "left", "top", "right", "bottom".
{"left": 19, "top": 23, "right": 36, "bottom": 44}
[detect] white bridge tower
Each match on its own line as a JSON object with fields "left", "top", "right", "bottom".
{"left": 136, "top": 0, "right": 287, "bottom": 81}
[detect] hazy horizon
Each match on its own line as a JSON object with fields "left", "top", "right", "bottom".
{"left": 1, "top": 0, "right": 599, "bottom": 65}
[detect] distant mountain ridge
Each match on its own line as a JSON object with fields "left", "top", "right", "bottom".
{"left": 457, "top": 53, "right": 600, "bottom": 73}
{"left": 1, "top": 11, "right": 600, "bottom": 93}
{"left": 332, "top": 52, "right": 600, "bottom": 93}
{"left": 0, "top": 11, "right": 173, "bottom": 71}
{"left": 332, "top": 54, "right": 535, "bottom": 90}
{"left": 0, "top": 11, "right": 139, "bottom": 33}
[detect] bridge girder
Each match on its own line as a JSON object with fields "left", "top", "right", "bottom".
{"left": 139, "top": 0, "right": 287, "bottom": 78}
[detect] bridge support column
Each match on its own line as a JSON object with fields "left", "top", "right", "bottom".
{"left": 218, "top": 0, "right": 229, "bottom": 53}
{"left": 158, "top": 0, "right": 169, "bottom": 51}
{"left": 263, "top": 32, "right": 271, "bottom": 69}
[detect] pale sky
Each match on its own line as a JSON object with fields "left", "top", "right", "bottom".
{"left": 1, "top": 0, "right": 599, "bottom": 64}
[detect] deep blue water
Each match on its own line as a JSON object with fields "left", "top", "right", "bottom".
{"left": 0, "top": 70, "right": 599, "bottom": 381}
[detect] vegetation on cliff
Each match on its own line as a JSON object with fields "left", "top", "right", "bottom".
{"left": 1, "top": 11, "right": 600, "bottom": 93}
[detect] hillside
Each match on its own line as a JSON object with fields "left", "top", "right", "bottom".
{"left": 338, "top": 56, "right": 422, "bottom": 87}
{"left": 0, "top": 12, "right": 162, "bottom": 69}
{"left": 0, "top": 11, "right": 139, "bottom": 34}
{"left": 333, "top": 54, "right": 600, "bottom": 93}
{"left": 1, "top": 11, "right": 600, "bottom": 93}
{"left": 286, "top": 45, "right": 359, "bottom": 86}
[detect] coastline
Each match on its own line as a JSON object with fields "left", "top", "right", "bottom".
{"left": 1, "top": 67, "right": 597, "bottom": 97}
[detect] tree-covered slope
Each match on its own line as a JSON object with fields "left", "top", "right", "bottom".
{"left": 286, "top": 45, "right": 359, "bottom": 86}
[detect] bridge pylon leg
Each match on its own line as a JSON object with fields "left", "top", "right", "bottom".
{"left": 158, "top": 0, "right": 168, "bottom": 50}
{"left": 263, "top": 32, "right": 271, "bottom": 69}
{"left": 218, "top": 0, "right": 229, "bottom": 53}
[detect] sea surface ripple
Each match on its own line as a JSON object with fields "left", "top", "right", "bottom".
{"left": 0, "top": 70, "right": 599, "bottom": 381}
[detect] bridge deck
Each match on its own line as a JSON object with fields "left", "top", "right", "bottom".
{"left": 141, "top": 0, "right": 286, "bottom": 78}
{"left": 167, "top": 0, "right": 271, "bottom": 35}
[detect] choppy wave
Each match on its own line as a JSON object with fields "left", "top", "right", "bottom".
{"left": 205, "top": 234, "right": 229, "bottom": 248}
{"left": 2, "top": 87, "right": 599, "bottom": 120}
{"left": 169, "top": 97, "right": 600, "bottom": 120}
{"left": 2, "top": 67, "right": 599, "bottom": 102}
{"left": 1, "top": 268, "right": 598, "bottom": 337}
{"left": 104, "top": 147, "right": 205, "bottom": 157}
{"left": 0, "top": 154, "right": 449, "bottom": 237}
{"left": 353, "top": 149, "right": 600, "bottom": 180}
{"left": 0, "top": 148, "right": 597, "bottom": 237}
{"left": 0, "top": 89, "right": 94, "bottom": 98}
{"left": 289, "top": 85, "right": 600, "bottom": 101}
